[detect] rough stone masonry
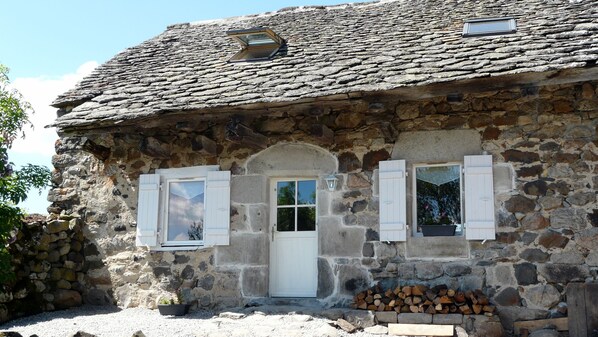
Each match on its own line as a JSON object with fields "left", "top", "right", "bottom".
{"left": 43, "top": 80, "right": 598, "bottom": 333}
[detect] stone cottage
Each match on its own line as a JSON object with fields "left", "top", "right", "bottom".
{"left": 49, "top": 0, "right": 597, "bottom": 330}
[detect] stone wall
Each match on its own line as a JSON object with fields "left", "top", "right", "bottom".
{"left": 0, "top": 215, "right": 85, "bottom": 323}
{"left": 48, "top": 80, "right": 598, "bottom": 331}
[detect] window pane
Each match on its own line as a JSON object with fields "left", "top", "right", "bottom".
{"left": 277, "top": 208, "right": 295, "bottom": 231}
{"left": 277, "top": 181, "right": 295, "bottom": 206}
{"left": 468, "top": 20, "right": 511, "bottom": 34}
{"left": 297, "top": 207, "right": 316, "bottom": 231}
{"left": 416, "top": 165, "right": 461, "bottom": 230}
{"left": 297, "top": 180, "right": 316, "bottom": 205}
{"left": 167, "top": 180, "right": 205, "bottom": 241}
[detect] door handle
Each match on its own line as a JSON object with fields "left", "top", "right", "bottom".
{"left": 272, "top": 225, "right": 275, "bottom": 241}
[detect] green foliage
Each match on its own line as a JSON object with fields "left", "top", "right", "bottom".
{"left": 0, "top": 64, "right": 51, "bottom": 284}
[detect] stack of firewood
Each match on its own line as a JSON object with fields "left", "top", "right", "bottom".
{"left": 352, "top": 284, "right": 496, "bottom": 316}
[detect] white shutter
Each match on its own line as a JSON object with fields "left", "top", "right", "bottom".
{"left": 136, "top": 174, "right": 160, "bottom": 247}
{"left": 379, "top": 160, "right": 407, "bottom": 242}
{"left": 204, "top": 171, "right": 231, "bottom": 246}
{"left": 464, "top": 155, "right": 495, "bottom": 240}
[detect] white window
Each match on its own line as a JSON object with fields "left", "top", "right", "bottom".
{"left": 378, "top": 155, "right": 495, "bottom": 241}
{"left": 413, "top": 163, "right": 463, "bottom": 237}
{"left": 136, "top": 166, "right": 231, "bottom": 250}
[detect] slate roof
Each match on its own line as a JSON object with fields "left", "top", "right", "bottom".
{"left": 53, "top": 0, "right": 598, "bottom": 130}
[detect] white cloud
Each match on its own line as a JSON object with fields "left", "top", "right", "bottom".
{"left": 6, "top": 61, "right": 98, "bottom": 214}
{"left": 10, "top": 61, "right": 98, "bottom": 156}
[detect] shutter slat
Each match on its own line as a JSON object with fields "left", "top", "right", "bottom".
{"left": 204, "top": 171, "right": 231, "bottom": 246}
{"left": 136, "top": 174, "right": 160, "bottom": 247}
{"left": 464, "top": 155, "right": 495, "bottom": 240}
{"left": 379, "top": 160, "right": 407, "bottom": 242}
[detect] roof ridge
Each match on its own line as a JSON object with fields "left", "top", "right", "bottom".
{"left": 185, "top": 0, "right": 395, "bottom": 27}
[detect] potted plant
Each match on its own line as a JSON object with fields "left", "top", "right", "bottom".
{"left": 419, "top": 206, "right": 457, "bottom": 237}
{"left": 157, "top": 289, "right": 189, "bottom": 316}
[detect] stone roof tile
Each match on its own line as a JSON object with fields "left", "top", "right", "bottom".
{"left": 52, "top": 0, "right": 598, "bottom": 129}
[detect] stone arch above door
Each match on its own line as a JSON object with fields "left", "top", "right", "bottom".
{"left": 246, "top": 143, "right": 338, "bottom": 176}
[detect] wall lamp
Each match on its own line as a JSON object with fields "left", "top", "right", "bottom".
{"left": 324, "top": 174, "right": 338, "bottom": 192}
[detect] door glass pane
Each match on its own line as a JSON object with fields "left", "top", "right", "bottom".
{"left": 167, "top": 180, "right": 205, "bottom": 241}
{"left": 415, "top": 165, "right": 461, "bottom": 233}
{"left": 277, "top": 181, "right": 295, "bottom": 206}
{"left": 277, "top": 208, "right": 295, "bottom": 231}
{"left": 297, "top": 180, "right": 316, "bottom": 205}
{"left": 297, "top": 207, "right": 316, "bottom": 231}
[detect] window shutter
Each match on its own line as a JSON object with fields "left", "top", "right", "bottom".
{"left": 379, "top": 160, "right": 407, "bottom": 242}
{"left": 204, "top": 171, "right": 231, "bottom": 246}
{"left": 136, "top": 174, "right": 160, "bottom": 247}
{"left": 464, "top": 155, "right": 495, "bottom": 240}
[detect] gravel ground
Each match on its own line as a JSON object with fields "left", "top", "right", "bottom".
{"left": 0, "top": 305, "right": 387, "bottom": 337}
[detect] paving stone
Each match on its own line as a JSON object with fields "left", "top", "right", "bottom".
{"left": 335, "top": 318, "right": 356, "bottom": 333}
{"left": 433, "top": 313, "right": 463, "bottom": 325}
{"left": 219, "top": 312, "right": 246, "bottom": 319}
{"left": 375, "top": 311, "right": 397, "bottom": 323}
{"left": 343, "top": 309, "right": 376, "bottom": 328}
{"left": 397, "top": 313, "right": 432, "bottom": 324}
{"left": 363, "top": 325, "right": 388, "bottom": 335}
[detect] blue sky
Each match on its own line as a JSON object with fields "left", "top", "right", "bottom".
{"left": 0, "top": 0, "right": 359, "bottom": 214}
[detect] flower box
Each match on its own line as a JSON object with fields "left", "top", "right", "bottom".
{"left": 158, "top": 304, "right": 189, "bottom": 316}
{"left": 421, "top": 225, "right": 457, "bottom": 237}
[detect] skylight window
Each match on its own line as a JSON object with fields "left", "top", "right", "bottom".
{"left": 462, "top": 17, "right": 517, "bottom": 37}
{"left": 226, "top": 27, "right": 284, "bottom": 62}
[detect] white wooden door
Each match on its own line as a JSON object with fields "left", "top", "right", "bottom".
{"left": 270, "top": 178, "right": 318, "bottom": 297}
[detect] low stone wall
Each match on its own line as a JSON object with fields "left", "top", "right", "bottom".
{"left": 0, "top": 215, "right": 86, "bottom": 323}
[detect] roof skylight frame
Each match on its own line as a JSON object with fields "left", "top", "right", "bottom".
{"left": 462, "top": 17, "right": 517, "bottom": 37}
{"left": 226, "top": 27, "right": 285, "bottom": 63}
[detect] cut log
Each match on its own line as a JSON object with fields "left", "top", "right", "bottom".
{"left": 454, "top": 291, "right": 466, "bottom": 304}
{"left": 459, "top": 305, "right": 472, "bottom": 315}
{"left": 483, "top": 305, "right": 496, "bottom": 313}
{"left": 402, "top": 286, "right": 412, "bottom": 296}
{"left": 409, "top": 305, "right": 419, "bottom": 313}
{"left": 412, "top": 285, "right": 426, "bottom": 296}
{"left": 473, "top": 304, "right": 482, "bottom": 315}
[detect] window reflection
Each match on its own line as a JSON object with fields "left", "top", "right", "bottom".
{"left": 415, "top": 165, "right": 462, "bottom": 232}
{"left": 167, "top": 180, "right": 205, "bottom": 241}
{"left": 277, "top": 181, "right": 295, "bottom": 205}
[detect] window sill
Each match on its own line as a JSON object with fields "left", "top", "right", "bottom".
{"left": 405, "top": 236, "right": 469, "bottom": 260}
{"left": 150, "top": 245, "right": 205, "bottom": 252}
